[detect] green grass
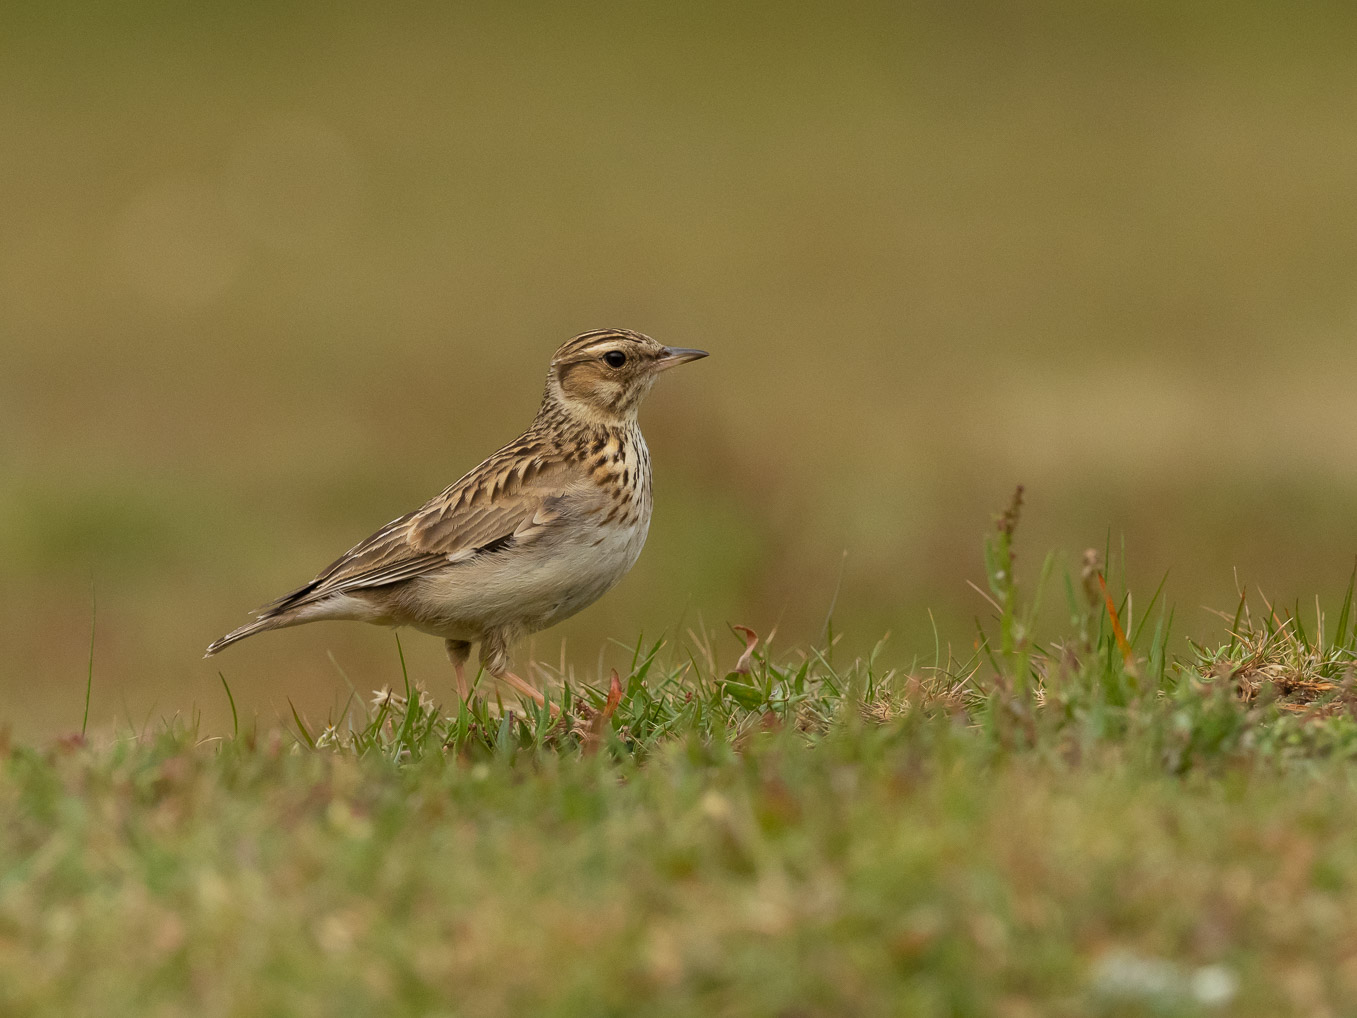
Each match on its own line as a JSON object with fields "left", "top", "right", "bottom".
{"left": 6, "top": 0, "right": 1357, "bottom": 736}
{"left": 6, "top": 5, "right": 1357, "bottom": 1009}
{"left": 5, "top": 502, "right": 1357, "bottom": 1016}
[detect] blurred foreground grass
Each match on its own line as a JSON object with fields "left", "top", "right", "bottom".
{"left": 3, "top": 1, "right": 1357, "bottom": 736}
{"left": 10, "top": 731, "right": 1357, "bottom": 1015}
{"left": 5, "top": 517, "right": 1357, "bottom": 1016}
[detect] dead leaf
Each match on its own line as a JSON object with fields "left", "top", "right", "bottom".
{"left": 733, "top": 625, "right": 759, "bottom": 675}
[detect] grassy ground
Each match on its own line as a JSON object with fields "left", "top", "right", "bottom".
{"left": 5, "top": 1, "right": 1357, "bottom": 735}
{"left": 5, "top": 4, "right": 1357, "bottom": 1011}
{"left": 6, "top": 507, "right": 1357, "bottom": 1016}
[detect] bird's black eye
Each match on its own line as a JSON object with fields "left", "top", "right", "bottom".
{"left": 603, "top": 350, "right": 627, "bottom": 368}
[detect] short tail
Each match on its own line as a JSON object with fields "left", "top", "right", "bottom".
{"left": 204, "top": 615, "right": 289, "bottom": 658}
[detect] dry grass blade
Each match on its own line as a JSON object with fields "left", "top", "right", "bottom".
{"left": 733, "top": 625, "right": 759, "bottom": 675}
{"left": 583, "top": 669, "right": 625, "bottom": 757}
{"left": 1097, "top": 572, "right": 1136, "bottom": 673}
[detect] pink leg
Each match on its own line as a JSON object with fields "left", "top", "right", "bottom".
{"left": 494, "top": 669, "right": 559, "bottom": 716}
{"left": 445, "top": 639, "right": 473, "bottom": 703}
{"left": 478, "top": 630, "right": 557, "bottom": 715}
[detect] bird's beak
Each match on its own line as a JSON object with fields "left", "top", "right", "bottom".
{"left": 655, "top": 347, "right": 709, "bottom": 371}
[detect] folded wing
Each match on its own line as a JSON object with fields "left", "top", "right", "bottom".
{"left": 258, "top": 453, "right": 591, "bottom": 617}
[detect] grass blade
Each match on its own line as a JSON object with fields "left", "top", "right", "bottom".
{"left": 1097, "top": 572, "right": 1135, "bottom": 670}
{"left": 1335, "top": 560, "right": 1356, "bottom": 650}
{"left": 219, "top": 672, "right": 239, "bottom": 739}
{"left": 288, "top": 698, "right": 317, "bottom": 749}
{"left": 82, "top": 583, "right": 96, "bottom": 738}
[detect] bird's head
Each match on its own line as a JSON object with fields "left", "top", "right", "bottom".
{"left": 544, "top": 329, "right": 708, "bottom": 425}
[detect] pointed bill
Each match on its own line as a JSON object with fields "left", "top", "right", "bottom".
{"left": 655, "top": 346, "right": 709, "bottom": 371}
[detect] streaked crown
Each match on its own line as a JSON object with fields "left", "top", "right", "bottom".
{"left": 543, "top": 329, "right": 707, "bottom": 424}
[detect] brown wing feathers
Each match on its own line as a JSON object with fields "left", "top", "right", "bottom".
{"left": 247, "top": 445, "right": 575, "bottom": 621}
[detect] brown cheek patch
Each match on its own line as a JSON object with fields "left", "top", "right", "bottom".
{"left": 556, "top": 360, "right": 597, "bottom": 400}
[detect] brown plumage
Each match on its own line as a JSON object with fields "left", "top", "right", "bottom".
{"left": 206, "top": 329, "right": 707, "bottom": 707}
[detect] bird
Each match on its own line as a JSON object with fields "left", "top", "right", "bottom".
{"left": 205, "top": 329, "right": 708, "bottom": 709}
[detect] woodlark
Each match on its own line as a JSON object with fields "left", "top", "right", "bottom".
{"left": 206, "top": 329, "right": 707, "bottom": 707}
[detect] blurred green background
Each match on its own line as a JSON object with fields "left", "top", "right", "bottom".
{"left": 4, "top": 0, "right": 1357, "bottom": 739}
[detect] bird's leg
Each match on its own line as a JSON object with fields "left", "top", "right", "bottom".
{"left": 444, "top": 639, "right": 473, "bottom": 703}
{"left": 495, "top": 668, "right": 545, "bottom": 707}
{"left": 480, "top": 630, "right": 558, "bottom": 716}
{"left": 493, "top": 668, "right": 561, "bottom": 717}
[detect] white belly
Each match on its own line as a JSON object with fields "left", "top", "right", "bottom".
{"left": 398, "top": 514, "right": 650, "bottom": 640}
